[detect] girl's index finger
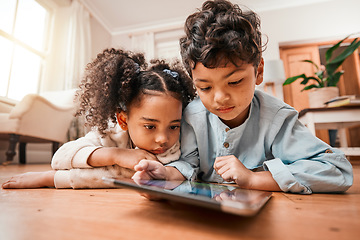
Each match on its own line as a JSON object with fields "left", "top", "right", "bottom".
{"left": 134, "top": 159, "right": 160, "bottom": 172}
{"left": 134, "top": 160, "right": 150, "bottom": 171}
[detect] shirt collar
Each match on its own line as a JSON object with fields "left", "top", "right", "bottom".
{"left": 210, "top": 98, "right": 255, "bottom": 133}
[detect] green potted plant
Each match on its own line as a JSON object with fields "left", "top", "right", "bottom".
{"left": 283, "top": 34, "right": 360, "bottom": 108}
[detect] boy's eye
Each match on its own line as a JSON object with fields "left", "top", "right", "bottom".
{"left": 229, "top": 79, "right": 243, "bottom": 85}
{"left": 198, "top": 86, "right": 211, "bottom": 91}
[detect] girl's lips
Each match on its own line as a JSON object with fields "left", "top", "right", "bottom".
{"left": 151, "top": 149, "right": 166, "bottom": 154}
{"left": 217, "top": 106, "right": 234, "bottom": 113}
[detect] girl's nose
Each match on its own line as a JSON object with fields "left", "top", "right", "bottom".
{"left": 155, "top": 132, "right": 168, "bottom": 145}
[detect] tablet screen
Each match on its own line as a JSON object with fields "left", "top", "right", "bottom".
{"left": 103, "top": 177, "right": 272, "bottom": 216}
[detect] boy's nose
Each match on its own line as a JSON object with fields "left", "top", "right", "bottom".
{"left": 214, "top": 90, "right": 230, "bottom": 103}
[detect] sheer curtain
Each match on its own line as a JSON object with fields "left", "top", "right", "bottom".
{"left": 64, "top": 0, "right": 91, "bottom": 89}
{"left": 42, "top": 0, "right": 91, "bottom": 92}
{"left": 65, "top": 0, "right": 91, "bottom": 140}
{"left": 43, "top": 0, "right": 91, "bottom": 140}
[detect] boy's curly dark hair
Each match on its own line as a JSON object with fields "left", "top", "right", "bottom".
{"left": 180, "top": 0, "right": 266, "bottom": 76}
{"left": 75, "top": 48, "right": 196, "bottom": 136}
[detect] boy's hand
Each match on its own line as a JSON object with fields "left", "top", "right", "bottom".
{"left": 213, "top": 155, "right": 253, "bottom": 188}
{"left": 132, "top": 160, "right": 167, "bottom": 180}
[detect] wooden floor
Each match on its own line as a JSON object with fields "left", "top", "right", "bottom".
{"left": 0, "top": 163, "right": 359, "bottom": 240}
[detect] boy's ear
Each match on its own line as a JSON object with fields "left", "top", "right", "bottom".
{"left": 256, "top": 58, "right": 264, "bottom": 85}
{"left": 116, "top": 112, "right": 128, "bottom": 131}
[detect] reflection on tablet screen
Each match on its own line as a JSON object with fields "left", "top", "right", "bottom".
{"left": 103, "top": 177, "right": 272, "bottom": 217}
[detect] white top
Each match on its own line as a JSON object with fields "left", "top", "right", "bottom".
{"left": 51, "top": 124, "right": 180, "bottom": 188}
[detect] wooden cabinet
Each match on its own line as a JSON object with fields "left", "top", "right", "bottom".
{"left": 280, "top": 46, "right": 320, "bottom": 111}
{"left": 280, "top": 41, "right": 360, "bottom": 152}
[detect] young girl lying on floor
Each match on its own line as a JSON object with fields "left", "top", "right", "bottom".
{"left": 2, "top": 48, "right": 196, "bottom": 189}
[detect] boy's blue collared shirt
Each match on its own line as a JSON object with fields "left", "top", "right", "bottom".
{"left": 167, "top": 90, "right": 353, "bottom": 194}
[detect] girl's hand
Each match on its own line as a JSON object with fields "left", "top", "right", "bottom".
{"left": 87, "top": 148, "right": 157, "bottom": 170}
{"left": 114, "top": 149, "right": 158, "bottom": 170}
{"left": 132, "top": 160, "right": 167, "bottom": 180}
{"left": 132, "top": 160, "right": 185, "bottom": 201}
{"left": 213, "top": 155, "right": 254, "bottom": 188}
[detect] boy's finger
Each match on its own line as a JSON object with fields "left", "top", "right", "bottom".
{"left": 215, "top": 155, "right": 228, "bottom": 162}
{"left": 216, "top": 164, "right": 231, "bottom": 175}
{"left": 214, "top": 155, "right": 233, "bottom": 165}
{"left": 221, "top": 171, "right": 236, "bottom": 182}
{"left": 214, "top": 158, "right": 228, "bottom": 170}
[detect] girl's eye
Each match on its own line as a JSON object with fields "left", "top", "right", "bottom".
{"left": 229, "top": 79, "right": 243, "bottom": 85}
{"left": 144, "top": 125, "right": 155, "bottom": 130}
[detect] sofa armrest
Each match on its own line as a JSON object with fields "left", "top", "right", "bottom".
{"left": 9, "top": 94, "right": 75, "bottom": 119}
{"left": 0, "top": 96, "right": 19, "bottom": 113}
{"left": 7, "top": 94, "right": 76, "bottom": 142}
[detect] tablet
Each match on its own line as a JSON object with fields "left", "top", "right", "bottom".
{"left": 102, "top": 177, "right": 272, "bottom": 217}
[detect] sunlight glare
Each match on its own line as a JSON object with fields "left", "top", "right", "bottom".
{"left": 0, "top": 37, "right": 13, "bottom": 97}
{"left": 14, "top": 0, "right": 47, "bottom": 51}
{"left": 8, "top": 45, "right": 41, "bottom": 100}
{"left": 0, "top": 0, "right": 17, "bottom": 34}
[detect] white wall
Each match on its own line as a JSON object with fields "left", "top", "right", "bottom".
{"left": 110, "top": 0, "right": 360, "bottom": 63}
{"left": 90, "top": 16, "right": 112, "bottom": 59}
{"left": 257, "top": 0, "right": 360, "bottom": 98}
{"left": 111, "top": 33, "right": 132, "bottom": 50}
{"left": 108, "top": 0, "right": 360, "bottom": 102}
{"left": 260, "top": 0, "right": 360, "bottom": 60}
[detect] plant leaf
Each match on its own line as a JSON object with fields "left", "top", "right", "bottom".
{"left": 300, "top": 78, "right": 309, "bottom": 85}
{"left": 301, "top": 60, "right": 319, "bottom": 70}
{"left": 309, "top": 76, "right": 323, "bottom": 85}
{"left": 299, "top": 76, "right": 322, "bottom": 86}
{"left": 327, "top": 71, "right": 344, "bottom": 87}
{"left": 283, "top": 74, "right": 306, "bottom": 85}
{"left": 301, "top": 84, "right": 319, "bottom": 91}
{"left": 326, "top": 38, "right": 360, "bottom": 75}
{"left": 325, "top": 34, "right": 351, "bottom": 63}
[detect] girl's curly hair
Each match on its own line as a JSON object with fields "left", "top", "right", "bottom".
{"left": 180, "top": 0, "right": 266, "bottom": 76}
{"left": 75, "top": 48, "right": 196, "bottom": 136}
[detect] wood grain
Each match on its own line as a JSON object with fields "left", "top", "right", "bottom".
{"left": 0, "top": 163, "right": 359, "bottom": 240}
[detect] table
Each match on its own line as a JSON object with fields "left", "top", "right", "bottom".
{"left": 298, "top": 106, "right": 360, "bottom": 156}
{"left": 1, "top": 163, "right": 360, "bottom": 240}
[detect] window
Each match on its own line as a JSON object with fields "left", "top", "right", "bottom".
{"left": 0, "top": 0, "right": 52, "bottom": 100}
